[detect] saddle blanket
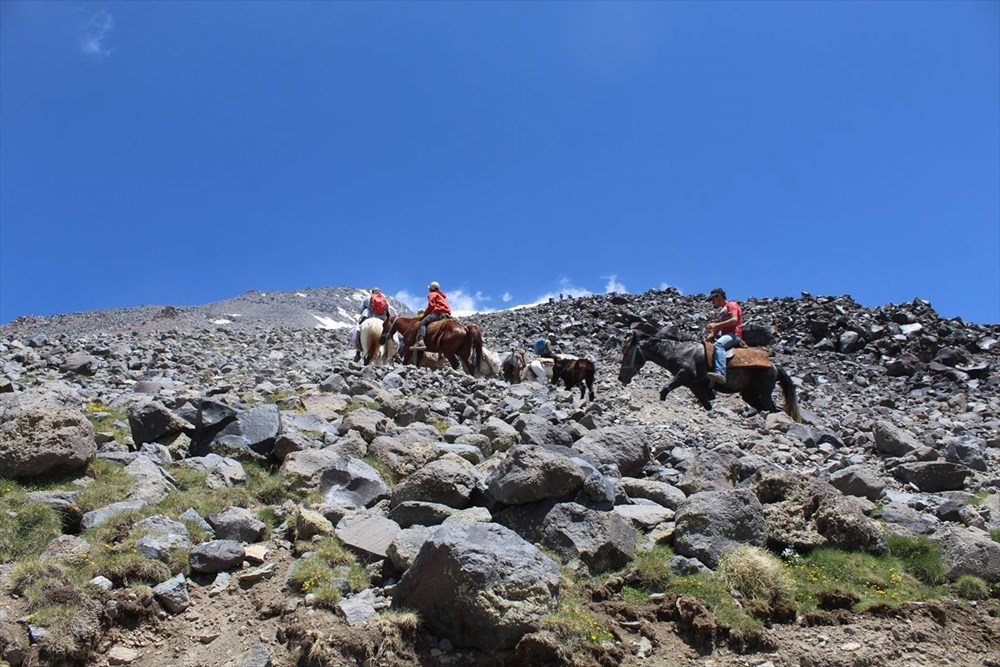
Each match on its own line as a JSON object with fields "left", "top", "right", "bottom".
{"left": 704, "top": 342, "right": 773, "bottom": 369}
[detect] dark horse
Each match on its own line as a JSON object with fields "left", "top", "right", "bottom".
{"left": 382, "top": 315, "right": 483, "bottom": 376}
{"left": 618, "top": 328, "right": 801, "bottom": 421}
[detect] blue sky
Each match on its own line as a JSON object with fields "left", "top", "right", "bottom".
{"left": 1, "top": 1, "right": 998, "bottom": 324}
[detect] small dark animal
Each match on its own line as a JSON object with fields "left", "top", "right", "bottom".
{"left": 552, "top": 356, "right": 595, "bottom": 401}
{"left": 501, "top": 350, "right": 526, "bottom": 384}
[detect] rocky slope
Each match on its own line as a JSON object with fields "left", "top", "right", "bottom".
{"left": 0, "top": 286, "right": 998, "bottom": 667}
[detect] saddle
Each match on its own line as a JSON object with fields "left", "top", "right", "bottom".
{"left": 703, "top": 341, "right": 772, "bottom": 370}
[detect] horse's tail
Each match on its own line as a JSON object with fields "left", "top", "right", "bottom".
{"left": 470, "top": 325, "right": 484, "bottom": 376}
{"left": 776, "top": 365, "right": 801, "bottom": 423}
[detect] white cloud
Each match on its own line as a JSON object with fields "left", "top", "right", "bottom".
{"left": 501, "top": 292, "right": 512, "bottom": 303}
{"left": 660, "top": 282, "right": 683, "bottom": 294}
{"left": 81, "top": 10, "right": 113, "bottom": 58}
{"left": 393, "top": 290, "right": 422, "bottom": 313}
{"left": 603, "top": 274, "right": 627, "bottom": 294}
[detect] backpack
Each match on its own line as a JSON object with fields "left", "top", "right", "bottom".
{"left": 370, "top": 292, "right": 388, "bottom": 315}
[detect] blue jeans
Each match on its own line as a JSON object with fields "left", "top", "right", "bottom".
{"left": 713, "top": 334, "right": 741, "bottom": 375}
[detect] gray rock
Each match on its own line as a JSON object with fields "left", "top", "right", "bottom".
{"left": 497, "top": 501, "right": 637, "bottom": 576}
{"left": 893, "top": 461, "right": 971, "bottom": 492}
{"left": 571, "top": 425, "right": 650, "bottom": 477}
{"left": 621, "top": 478, "right": 687, "bottom": 510}
{"left": 212, "top": 404, "right": 281, "bottom": 458}
{"left": 335, "top": 509, "right": 401, "bottom": 560}
{"left": 153, "top": 574, "right": 190, "bottom": 613}
{"left": 134, "top": 515, "right": 191, "bottom": 561}
{"left": 206, "top": 507, "right": 266, "bottom": 543}
{"left": 874, "top": 420, "right": 922, "bottom": 457}
{"left": 81, "top": 500, "right": 147, "bottom": 530}
{"left": 392, "top": 522, "right": 560, "bottom": 651}
{"left": 59, "top": 352, "right": 100, "bottom": 376}
{"left": 945, "top": 436, "right": 988, "bottom": 472}
{"left": 189, "top": 540, "right": 245, "bottom": 573}
{"left": 514, "top": 413, "right": 574, "bottom": 447}
{"left": 673, "top": 489, "right": 767, "bottom": 568}
{"left": 480, "top": 416, "right": 519, "bottom": 453}
{"left": 829, "top": 465, "right": 885, "bottom": 501}
{"left": 485, "top": 445, "right": 587, "bottom": 506}
{"left": 319, "top": 456, "right": 391, "bottom": 508}
{"left": 241, "top": 643, "right": 273, "bottom": 667}
{"left": 0, "top": 403, "right": 96, "bottom": 478}
{"left": 929, "top": 526, "right": 1000, "bottom": 582}
{"left": 179, "top": 453, "right": 247, "bottom": 488}
{"left": 390, "top": 456, "right": 480, "bottom": 509}
{"left": 127, "top": 399, "right": 193, "bottom": 446}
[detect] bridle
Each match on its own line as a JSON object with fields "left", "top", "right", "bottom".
{"left": 623, "top": 334, "right": 646, "bottom": 371}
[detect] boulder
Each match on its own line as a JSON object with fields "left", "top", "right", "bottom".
{"left": 392, "top": 523, "right": 560, "bottom": 650}
{"left": 497, "top": 501, "right": 637, "bottom": 575}
{"left": 390, "top": 456, "right": 480, "bottom": 510}
{"left": 673, "top": 489, "right": 766, "bottom": 568}
{"left": 485, "top": 445, "right": 587, "bottom": 506}
{"left": 0, "top": 403, "right": 96, "bottom": 478}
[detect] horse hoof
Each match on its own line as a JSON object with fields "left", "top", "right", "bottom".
{"left": 659, "top": 390, "right": 668, "bottom": 401}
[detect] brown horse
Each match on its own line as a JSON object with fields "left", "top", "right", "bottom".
{"left": 382, "top": 315, "right": 483, "bottom": 376}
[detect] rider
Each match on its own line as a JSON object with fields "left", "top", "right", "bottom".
{"left": 705, "top": 287, "right": 743, "bottom": 385}
{"left": 410, "top": 282, "right": 451, "bottom": 351}
{"left": 354, "top": 287, "right": 391, "bottom": 361}
{"left": 359, "top": 287, "right": 391, "bottom": 324}
{"left": 533, "top": 333, "right": 556, "bottom": 359}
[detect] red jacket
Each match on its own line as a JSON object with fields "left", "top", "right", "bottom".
{"left": 426, "top": 290, "right": 451, "bottom": 315}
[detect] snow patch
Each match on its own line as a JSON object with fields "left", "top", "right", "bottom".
{"left": 313, "top": 314, "right": 352, "bottom": 330}
{"left": 296, "top": 293, "right": 307, "bottom": 298}
{"left": 212, "top": 319, "right": 232, "bottom": 325}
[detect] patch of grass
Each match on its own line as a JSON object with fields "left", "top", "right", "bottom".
{"left": 717, "top": 546, "right": 796, "bottom": 610}
{"left": 343, "top": 398, "right": 379, "bottom": 413}
{"left": 288, "top": 557, "right": 337, "bottom": 594}
{"left": 309, "top": 582, "right": 343, "bottom": 609}
{"left": 787, "top": 547, "right": 940, "bottom": 612}
{"left": 244, "top": 462, "right": 292, "bottom": 505}
{"left": 84, "top": 402, "right": 131, "bottom": 444}
{"left": 629, "top": 545, "right": 674, "bottom": 592}
{"left": 372, "top": 609, "right": 421, "bottom": 633}
{"left": 9, "top": 561, "right": 76, "bottom": 600}
{"left": 886, "top": 533, "right": 946, "bottom": 585}
{"left": 75, "top": 459, "right": 134, "bottom": 513}
{"left": 952, "top": 575, "right": 990, "bottom": 601}
{"left": 305, "top": 536, "right": 358, "bottom": 566}
{"left": 667, "top": 572, "right": 765, "bottom": 641}
{"left": 0, "top": 493, "right": 63, "bottom": 562}
{"left": 154, "top": 466, "right": 250, "bottom": 517}
{"left": 429, "top": 418, "right": 451, "bottom": 435}
{"left": 258, "top": 507, "right": 283, "bottom": 533}
{"left": 990, "top": 529, "right": 1000, "bottom": 544}
{"left": 362, "top": 456, "right": 397, "bottom": 487}
{"left": 540, "top": 572, "right": 616, "bottom": 646}
{"left": 89, "top": 550, "right": 171, "bottom": 587}
{"left": 966, "top": 491, "right": 990, "bottom": 506}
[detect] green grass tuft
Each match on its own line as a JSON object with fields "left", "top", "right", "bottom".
{"left": 952, "top": 575, "right": 990, "bottom": 601}
{"left": 886, "top": 533, "right": 946, "bottom": 585}
{"left": 0, "top": 494, "right": 63, "bottom": 562}
{"left": 629, "top": 545, "right": 674, "bottom": 591}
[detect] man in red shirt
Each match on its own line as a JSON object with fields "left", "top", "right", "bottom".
{"left": 704, "top": 287, "right": 743, "bottom": 385}
{"left": 411, "top": 281, "right": 451, "bottom": 351}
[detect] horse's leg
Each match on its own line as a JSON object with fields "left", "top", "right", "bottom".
{"left": 659, "top": 371, "right": 691, "bottom": 401}
{"left": 578, "top": 382, "right": 585, "bottom": 400}
{"left": 447, "top": 354, "right": 461, "bottom": 370}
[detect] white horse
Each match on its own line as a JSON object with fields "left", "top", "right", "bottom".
{"left": 477, "top": 348, "right": 501, "bottom": 378}
{"left": 521, "top": 358, "right": 554, "bottom": 382}
{"left": 360, "top": 317, "right": 388, "bottom": 365}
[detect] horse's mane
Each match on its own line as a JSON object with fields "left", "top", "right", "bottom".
{"left": 631, "top": 321, "right": 700, "bottom": 343}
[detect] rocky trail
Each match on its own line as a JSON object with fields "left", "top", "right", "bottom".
{"left": 1, "top": 286, "right": 998, "bottom": 667}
